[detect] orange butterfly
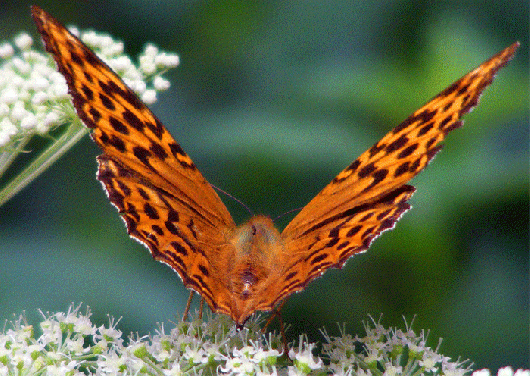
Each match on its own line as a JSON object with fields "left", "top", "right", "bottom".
{"left": 32, "top": 6, "right": 518, "bottom": 326}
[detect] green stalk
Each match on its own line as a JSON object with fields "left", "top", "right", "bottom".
{"left": 0, "top": 118, "right": 88, "bottom": 207}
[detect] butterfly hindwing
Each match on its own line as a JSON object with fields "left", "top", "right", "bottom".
{"left": 263, "top": 185, "right": 415, "bottom": 308}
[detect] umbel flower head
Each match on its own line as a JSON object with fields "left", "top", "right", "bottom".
{"left": 0, "top": 26, "right": 179, "bottom": 206}
{"left": 0, "top": 28, "right": 178, "bottom": 150}
{"left": 1, "top": 303, "right": 527, "bottom": 375}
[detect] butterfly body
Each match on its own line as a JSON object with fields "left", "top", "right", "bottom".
{"left": 220, "top": 215, "right": 285, "bottom": 324}
{"left": 31, "top": 6, "right": 518, "bottom": 326}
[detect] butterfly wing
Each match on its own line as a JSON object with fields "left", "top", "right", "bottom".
{"left": 32, "top": 6, "right": 236, "bottom": 313}
{"left": 272, "top": 43, "right": 519, "bottom": 305}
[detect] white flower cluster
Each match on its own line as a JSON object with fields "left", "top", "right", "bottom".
{"left": 0, "top": 27, "right": 179, "bottom": 150}
{"left": 321, "top": 318, "right": 527, "bottom": 376}
{"left": 75, "top": 28, "right": 179, "bottom": 104}
{"left": 0, "top": 304, "right": 284, "bottom": 375}
{"left": 0, "top": 32, "right": 69, "bottom": 148}
{"left": 475, "top": 368, "right": 530, "bottom": 376}
{"left": 0, "top": 305, "right": 527, "bottom": 376}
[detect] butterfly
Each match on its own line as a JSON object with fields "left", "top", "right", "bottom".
{"left": 32, "top": 6, "right": 518, "bottom": 326}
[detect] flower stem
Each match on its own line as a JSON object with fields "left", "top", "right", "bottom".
{"left": 0, "top": 118, "right": 88, "bottom": 207}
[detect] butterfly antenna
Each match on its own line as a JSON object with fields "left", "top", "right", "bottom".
{"left": 211, "top": 183, "right": 253, "bottom": 216}
{"left": 273, "top": 207, "right": 303, "bottom": 223}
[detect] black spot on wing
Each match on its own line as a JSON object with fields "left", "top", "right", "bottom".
{"left": 417, "top": 122, "right": 434, "bottom": 136}
{"left": 69, "top": 50, "right": 84, "bottom": 67}
{"left": 386, "top": 135, "right": 409, "bottom": 153}
{"left": 150, "top": 142, "right": 168, "bottom": 160}
{"left": 143, "top": 202, "right": 159, "bottom": 219}
{"left": 81, "top": 84, "right": 93, "bottom": 100}
{"left": 165, "top": 220, "right": 179, "bottom": 235}
{"left": 106, "top": 134, "right": 126, "bottom": 153}
{"left": 133, "top": 146, "right": 151, "bottom": 167}
{"left": 138, "top": 187, "right": 149, "bottom": 200}
{"left": 116, "top": 180, "right": 131, "bottom": 197}
{"left": 198, "top": 264, "right": 209, "bottom": 277}
{"left": 89, "top": 108, "right": 101, "bottom": 124}
{"left": 122, "top": 109, "right": 145, "bottom": 132}
{"left": 83, "top": 71, "right": 93, "bottom": 83}
{"left": 368, "top": 143, "right": 386, "bottom": 157}
{"left": 394, "top": 108, "right": 437, "bottom": 134}
{"left": 346, "top": 225, "right": 362, "bottom": 237}
{"left": 109, "top": 116, "right": 129, "bottom": 135}
{"left": 371, "top": 168, "right": 388, "bottom": 186}
{"left": 99, "top": 92, "right": 115, "bottom": 110}
{"left": 151, "top": 225, "right": 164, "bottom": 235}
{"left": 397, "top": 144, "right": 418, "bottom": 159}
{"left": 394, "top": 162, "right": 409, "bottom": 177}
{"left": 358, "top": 162, "right": 376, "bottom": 178}
{"left": 300, "top": 185, "right": 415, "bottom": 237}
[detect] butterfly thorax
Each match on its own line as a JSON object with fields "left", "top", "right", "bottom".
{"left": 225, "top": 215, "right": 285, "bottom": 324}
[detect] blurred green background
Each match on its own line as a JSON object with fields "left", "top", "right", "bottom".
{"left": 0, "top": 0, "right": 527, "bottom": 369}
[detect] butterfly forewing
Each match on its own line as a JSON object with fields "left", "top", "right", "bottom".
{"left": 282, "top": 43, "right": 518, "bottom": 240}
{"left": 277, "top": 43, "right": 518, "bottom": 303}
{"left": 31, "top": 6, "right": 236, "bottom": 308}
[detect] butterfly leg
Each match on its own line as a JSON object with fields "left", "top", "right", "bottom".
{"left": 262, "top": 300, "right": 289, "bottom": 355}
{"left": 182, "top": 291, "right": 194, "bottom": 321}
{"left": 262, "top": 300, "right": 287, "bottom": 330}
{"left": 198, "top": 297, "right": 205, "bottom": 319}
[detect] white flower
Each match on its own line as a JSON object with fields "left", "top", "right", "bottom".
{"left": 289, "top": 336, "right": 323, "bottom": 373}
{"left": 155, "top": 52, "right": 180, "bottom": 67}
{"left": 140, "top": 54, "right": 156, "bottom": 75}
{"left": 183, "top": 346, "right": 209, "bottom": 365}
{"left": 163, "top": 363, "right": 182, "bottom": 376}
{"left": 363, "top": 348, "right": 383, "bottom": 364}
{"left": 14, "top": 33, "right": 33, "bottom": 50}
{"left": 125, "top": 78, "right": 147, "bottom": 94}
{"left": 444, "top": 364, "right": 469, "bottom": 376}
{"left": 382, "top": 364, "right": 402, "bottom": 376}
{"left": 0, "top": 103, "right": 9, "bottom": 117}
{"left": 418, "top": 352, "right": 440, "bottom": 372}
{"left": 144, "top": 44, "right": 159, "bottom": 57}
{"left": 154, "top": 75, "right": 170, "bottom": 90}
{"left": 253, "top": 347, "right": 281, "bottom": 364}
{"left": 288, "top": 365, "right": 306, "bottom": 376}
{"left": 141, "top": 89, "right": 157, "bottom": 104}
{"left": 473, "top": 369, "right": 492, "bottom": 376}
{"left": 499, "top": 367, "right": 517, "bottom": 376}
{"left": 67, "top": 26, "right": 80, "bottom": 37}
{"left": 220, "top": 356, "right": 256, "bottom": 375}
{"left": 99, "top": 351, "right": 126, "bottom": 373}
{"left": 20, "top": 113, "right": 37, "bottom": 129}
{"left": 108, "top": 55, "right": 133, "bottom": 72}
{"left": 0, "top": 43, "right": 14, "bottom": 58}
{"left": 1, "top": 87, "right": 18, "bottom": 104}
{"left": 102, "top": 41, "right": 124, "bottom": 57}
